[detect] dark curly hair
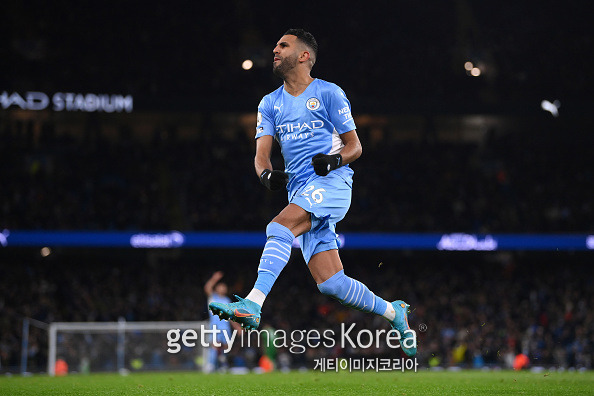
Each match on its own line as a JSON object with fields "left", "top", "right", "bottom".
{"left": 284, "top": 28, "right": 318, "bottom": 66}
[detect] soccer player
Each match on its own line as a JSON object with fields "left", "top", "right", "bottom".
{"left": 210, "top": 29, "right": 416, "bottom": 357}
{"left": 204, "top": 271, "right": 234, "bottom": 371}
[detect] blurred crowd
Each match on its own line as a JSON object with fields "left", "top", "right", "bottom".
{"left": 2, "top": 107, "right": 592, "bottom": 373}
{"left": 1, "top": 115, "right": 592, "bottom": 233}
{"left": 1, "top": 249, "right": 592, "bottom": 372}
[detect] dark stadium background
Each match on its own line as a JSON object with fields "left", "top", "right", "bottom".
{"left": 1, "top": 1, "right": 592, "bottom": 373}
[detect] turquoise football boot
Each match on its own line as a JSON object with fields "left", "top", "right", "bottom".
{"left": 209, "top": 295, "right": 261, "bottom": 330}
{"left": 388, "top": 300, "right": 417, "bottom": 357}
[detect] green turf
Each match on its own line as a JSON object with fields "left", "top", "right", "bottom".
{"left": 1, "top": 370, "right": 593, "bottom": 395}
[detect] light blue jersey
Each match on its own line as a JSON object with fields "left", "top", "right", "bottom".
{"left": 255, "top": 79, "right": 357, "bottom": 195}
{"left": 256, "top": 79, "right": 358, "bottom": 263}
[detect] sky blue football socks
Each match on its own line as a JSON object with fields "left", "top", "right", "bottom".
{"left": 318, "top": 269, "right": 394, "bottom": 319}
{"left": 247, "top": 222, "right": 294, "bottom": 306}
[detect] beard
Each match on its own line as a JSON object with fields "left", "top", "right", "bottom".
{"left": 273, "top": 53, "right": 298, "bottom": 79}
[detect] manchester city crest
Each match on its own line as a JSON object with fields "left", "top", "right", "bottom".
{"left": 306, "top": 97, "right": 320, "bottom": 111}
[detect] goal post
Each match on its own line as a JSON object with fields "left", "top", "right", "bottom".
{"left": 47, "top": 320, "right": 210, "bottom": 376}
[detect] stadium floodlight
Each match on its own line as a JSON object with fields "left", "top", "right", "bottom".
{"left": 541, "top": 99, "right": 560, "bottom": 117}
{"left": 242, "top": 60, "right": 254, "bottom": 70}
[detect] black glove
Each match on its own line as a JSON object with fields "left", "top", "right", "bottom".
{"left": 260, "top": 169, "right": 288, "bottom": 191}
{"left": 311, "top": 153, "right": 343, "bottom": 176}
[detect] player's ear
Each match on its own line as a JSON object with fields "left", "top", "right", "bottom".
{"left": 299, "top": 51, "right": 311, "bottom": 63}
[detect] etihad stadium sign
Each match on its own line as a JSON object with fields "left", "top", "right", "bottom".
{"left": 1, "top": 91, "right": 133, "bottom": 113}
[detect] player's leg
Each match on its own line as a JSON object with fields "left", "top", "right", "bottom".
{"left": 308, "top": 249, "right": 417, "bottom": 357}
{"left": 216, "top": 329, "right": 230, "bottom": 372}
{"left": 292, "top": 173, "right": 389, "bottom": 316}
{"left": 244, "top": 203, "right": 311, "bottom": 305}
{"left": 206, "top": 329, "right": 227, "bottom": 373}
{"left": 270, "top": 202, "right": 312, "bottom": 236}
{"left": 216, "top": 345, "right": 229, "bottom": 372}
{"left": 308, "top": 249, "right": 392, "bottom": 317}
{"left": 206, "top": 346, "right": 216, "bottom": 373}
{"left": 209, "top": 204, "right": 310, "bottom": 330}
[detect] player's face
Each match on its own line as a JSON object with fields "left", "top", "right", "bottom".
{"left": 215, "top": 283, "right": 227, "bottom": 296}
{"left": 272, "top": 35, "right": 300, "bottom": 78}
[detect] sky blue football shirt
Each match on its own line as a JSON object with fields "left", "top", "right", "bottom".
{"left": 255, "top": 79, "right": 357, "bottom": 193}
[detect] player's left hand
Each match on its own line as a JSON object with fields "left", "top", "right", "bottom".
{"left": 311, "top": 153, "right": 342, "bottom": 176}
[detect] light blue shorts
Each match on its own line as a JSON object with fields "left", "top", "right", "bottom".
{"left": 289, "top": 169, "right": 352, "bottom": 263}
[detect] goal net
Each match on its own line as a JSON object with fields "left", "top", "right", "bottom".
{"left": 47, "top": 320, "right": 210, "bottom": 375}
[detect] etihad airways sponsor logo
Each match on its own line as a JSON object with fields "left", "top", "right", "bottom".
{"left": 276, "top": 120, "right": 324, "bottom": 134}
{"left": 280, "top": 131, "right": 314, "bottom": 142}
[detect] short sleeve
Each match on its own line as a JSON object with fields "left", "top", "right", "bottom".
{"left": 325, "top": 86, "right": 356, "bottom": 134}
{"left": 255, "top": 96, "right": 275, "bottom": 139}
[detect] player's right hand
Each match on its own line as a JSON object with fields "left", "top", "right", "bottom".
{"left": 260, "top": 169, "right": 288, "bottom": 191}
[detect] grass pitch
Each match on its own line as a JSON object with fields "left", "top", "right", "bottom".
{"left": 1, "top": 370, "right": 592, "bottom": 395}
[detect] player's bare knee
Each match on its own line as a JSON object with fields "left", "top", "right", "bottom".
{"left": 272, "top": 206, "right": 310, "bottom": 233}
